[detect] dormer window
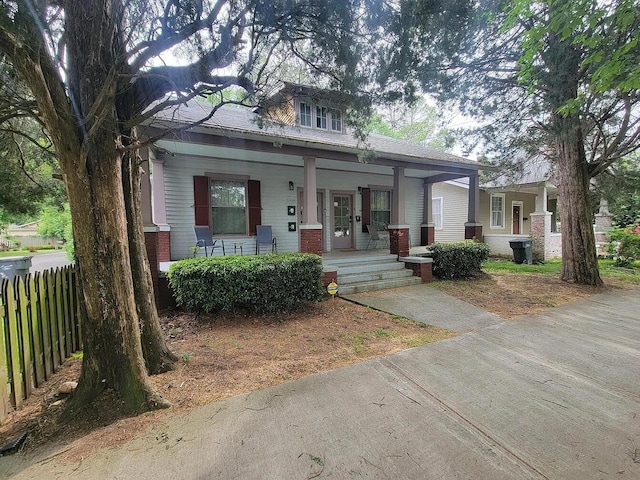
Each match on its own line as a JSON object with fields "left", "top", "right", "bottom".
{"left": 299, "top": 102, "right": 312, "bottom": 127}
{"left": 316, "top": 106, "right": 328, "bottom": 129}
{"left": 296, "top": 99, "right": 343, "bottom": 133}
{"left": 330, "top": 109, "right": 342, "bottom": 132}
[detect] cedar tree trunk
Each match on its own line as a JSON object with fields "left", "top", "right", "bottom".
{"left": 546, "top": 29, "right": 603, "bottom": 286}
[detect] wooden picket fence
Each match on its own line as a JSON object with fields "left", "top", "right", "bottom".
{"left": 0, "top": 266, "right": 82, "bottom": 424}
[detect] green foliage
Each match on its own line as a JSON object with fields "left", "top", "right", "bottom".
{"left": 595, "top": 155, "right": 640, "bottom": 227}
{"left": 429, "top": 241, "right": 490, "bottom": 279}
{"left": 38, "top": 202, "right": 74, "bottom": 260}
{"left": 168, "top": 253, "right": 324, "bottom": 314}
{"left": 607, "top": 223, "right": 640, "bottom": 268}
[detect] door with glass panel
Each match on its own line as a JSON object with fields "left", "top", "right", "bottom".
{"left": 331, "top": 193, "right": 353, "bottom": 250}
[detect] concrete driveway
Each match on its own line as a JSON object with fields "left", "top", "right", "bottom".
{"left": 28, "top": 251, "right": 71, "bottom": 273}
{"left": 2, "top": 287, "right": 639, "bottom": 479}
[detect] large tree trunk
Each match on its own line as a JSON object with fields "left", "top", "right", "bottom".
{"left": 546, "top": 27, "right": 603, "bottom": 286}
{"left": 552, "top": 115, "right": 603, "bottom": 285}
{"left": 122, "top": 144, "right": 177, "bottom": 374}
{"left": 60, "top": 0, "right": 170, "bottom": 413}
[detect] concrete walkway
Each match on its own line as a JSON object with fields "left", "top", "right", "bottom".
{"left": 2, "top": 286, "right": 639, "bottom": 479}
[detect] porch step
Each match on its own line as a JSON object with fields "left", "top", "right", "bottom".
{"left": 325, "top": 253, "right": 422, "bottom": 295}
{"left": 337, "top": 275, "right": 422, "bottom": 295}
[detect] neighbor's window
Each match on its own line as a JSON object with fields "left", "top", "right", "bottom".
{"left": 211, "top": 179, "right": 247, "bottom": 235}
{"left": 371, "top": 189, "right": 391, "bottom": 229}
{"left": 299, "top": 102, "right": 312, "bottom": 127}
{"left": 330, "top": 108, "right": 342, "bottom": 132}
{"left": 432, "top": 197, "right": 443, "bottom": 229}
{"left": 490, "top": 193, "right": 505, "bottom": 229}
{"left": 316, "top": 106, "right": 328, "bottom": 129}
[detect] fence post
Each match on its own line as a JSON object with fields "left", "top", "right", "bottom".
{"left": 28, "top": 273, "right": 45, "bottom": 387}
{"left": 46, "top": 270, "right": 61, "bottom": 370}
{"left": 0, "top": 279, "right": 10, "bottom": 424}
{"left": 37, "top": 272, "right": 53, "bottom": 379}
{"left": 54, "top": 268, "right": 66, "bottom": 360}
{"left": 15, "top": 277, "right": 34, "bottom": 399}
{"left": 3, "top": 280, "right": 23, "bottom": 408}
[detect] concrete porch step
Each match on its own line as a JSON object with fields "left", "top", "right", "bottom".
{"left": 336, "top": 261, "right": 406, "bottom": 276}
{"left": 339, "top": 268, "right": 416, "bottom": 285}
{"left": 337, "top": 275, "right": 422, "bottom": 295}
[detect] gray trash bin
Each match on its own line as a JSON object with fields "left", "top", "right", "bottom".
{"left": 509, "top": 240, "right": 533, "bottom": 265}
{"left": 0, "top": 256, "right": 33, "bottom": 282}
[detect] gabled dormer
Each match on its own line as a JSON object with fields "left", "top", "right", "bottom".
{"left": 260, "top": 83, "right": 348, "bottom": 134}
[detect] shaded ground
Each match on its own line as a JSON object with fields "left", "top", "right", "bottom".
{"left": 1, "top": 270, "right": 635, "bottom": 463}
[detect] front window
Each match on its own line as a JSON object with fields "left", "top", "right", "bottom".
{"left": 432, "top": 197, "right": 443, "bottom": 229}
{"left": 490, "top": 193, "right": 505, "bottom": 229}
{"left": 299, "top": 102, "right": 312, "bottom": 127}
{"left": 371, "top": 189, "right": 391, "bottom": 230}
{"left": 211, "top": 179, "right": 247, "bottom": 234}
{"left": 330, "top": 109, "right": 342, "bottom": 132}
{"left": 316, "top": 106, "right": 328, "bottom": 129}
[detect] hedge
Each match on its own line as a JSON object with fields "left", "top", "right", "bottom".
{"left": 167, "top": 253, "right": 324, "bottom": 314}
{"left": 429, "top": 241, "right": 490, "bottom": 279}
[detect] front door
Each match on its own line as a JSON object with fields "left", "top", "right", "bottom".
{"left": 331, "top": 193, "right": 354, "bottom": 250}
{"left": 512, "top": 204, "right": 522, "bottom": 234}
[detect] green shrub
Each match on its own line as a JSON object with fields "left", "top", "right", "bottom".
{"left": 429, "top": 241, "right": 490, "bottom": 279}
{"left": 607, "top": 223, "right": 640, "bottom": 268}
{"left": 168, "top": 253, "right": 324, "bottom": 314}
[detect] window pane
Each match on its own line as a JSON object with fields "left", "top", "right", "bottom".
{"left": 299, "top": 102, "right": 312, "bottom": 127}
{"left": 371, "top": 190, "right": 391, "bottom": 229}
{"left": 432, "top": 198, "right": 443, "bottom": 229}
{"left": 330, "top": 109, "right": 342, "bottom": 131}
{"left": 490, "top": 195, "right": 504, "bottom": 228}
{"left": 316, "top": 106, "right": 327, "bottom": 129}
{"left": 211, "top": 180, "right": 247, "bottom": 234}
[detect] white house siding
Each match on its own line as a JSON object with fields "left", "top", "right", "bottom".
{"left": 479, "top": 191, "right": 537, "bottom": 236}
{"left": 431, "top": 182, "right": 468, "bottom": 243}
{"left": 162, "top": 152, "right": 431, "bottom": 259}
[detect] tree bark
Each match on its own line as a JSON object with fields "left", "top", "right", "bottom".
{"left": 122, "top": 143, "right": 178, "bottom": 374}
{"left": 545, "top": 28, "right": 603, "bottom": 286}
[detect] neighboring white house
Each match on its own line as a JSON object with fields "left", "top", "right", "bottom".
{"left": 138, "top": 83, "right": 490, "bottom": 289}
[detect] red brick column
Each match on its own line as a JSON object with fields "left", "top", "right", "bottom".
{"left": 299, "top": 226, "right": 323, "bottom": 255}
{"left": 389, "top": 227, "right": 410, "bottom": 258}
{"left": 464, "top": 223, "right": 483, "bottom": 242}
{"left": 420, "top": 223, "right": 435, "bottom": 245}
{"left": 144, "top": 226, "right": 172, "bottom": 308}
{"left": 322, "top": 269, "right": 337, "bottom": 286}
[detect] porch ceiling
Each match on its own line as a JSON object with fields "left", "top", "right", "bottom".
{"left": 154, "top": 135, "right": 480, "bottom": 181}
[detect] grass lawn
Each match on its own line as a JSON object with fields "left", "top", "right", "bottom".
{"left": 0, "top": 249, "right": 62, "bottom": 258}
{"left": 484, "top": 258, "right": 640, "bottom": 284}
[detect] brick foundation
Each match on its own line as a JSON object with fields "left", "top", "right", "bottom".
{"left": 144, "top": 228, "right": 171, "bottom": 308}
{"left": 322, "top": 270, "right": 337, "bottom": 286}
{"left": 404, "top": 261, "right": 433, "bottom": 283}
{"left": 420, "top": 225, "right": 435, "bottom": 246}
{"left": 299, "top": 227, "right": 323, "bottom": 255}
{"left": 390, "top": 228, "right": 410, "bottom": 257}
{"left": 464, "top": 224, "right": 483, "bottom": 241}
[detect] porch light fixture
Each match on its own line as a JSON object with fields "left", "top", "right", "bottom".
{"left": 288, "top": 181, "right": 294, "bottom": 191}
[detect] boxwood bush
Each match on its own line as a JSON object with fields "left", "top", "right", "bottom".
{"left": 429, "top": 241, "right": 490, "bottom": 279}
{"left": 167, "top": 253, "right": 324, "bottom": 314}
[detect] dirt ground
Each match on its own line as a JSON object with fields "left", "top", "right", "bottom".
{"left": 0, "top": 271, "right": 629, "bottom": 462}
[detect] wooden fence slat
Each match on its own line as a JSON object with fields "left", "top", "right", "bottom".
{"left": 54, "top": 269, "right": 66, "bottom": 359}
{"left": 37, "top": 273, "right": 53, "bottom": 379}
{"left": 4, "top": 280, "right": 23, "bottom": 409}
{"left": 28, "top": 273, "right": 45, "bottom": 387}
{"left": 46, "top": 271, "right": 61, "bottom": 370}
{"left": 61, "top": 267, "right": 72, "bottom": 357}
{"left": 66, "top": 268, "right": 78, "bottom": 352}
{"left": 15, "top": 277, "right": 34, "bottom": 399}
{"left": 73, "top": 269, "right": 82, "bottom": 351}
{"left": 0, "top": 280, "right": 10, "bottom": 424}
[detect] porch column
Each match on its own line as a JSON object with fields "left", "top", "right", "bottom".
{"left": 142, "top": 148, "right": 171, "bottom": 306}
{"left": 464, "top": 173, "right": 483, "bottom": 241}
{"left": 421, "top": 181, "right": 435, "bottom": 245}
{"left": 300, "top": 156, "right": 322, "bottom": 255}
{"left": 389, "top": 166, "right": 410, "bottom": 257}
{"left": 530, "top": 185, "right": 551, "bottom": 262}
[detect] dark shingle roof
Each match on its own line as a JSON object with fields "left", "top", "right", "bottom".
{"left": 151, "top": 101, "right": 485, "bottom": 170}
